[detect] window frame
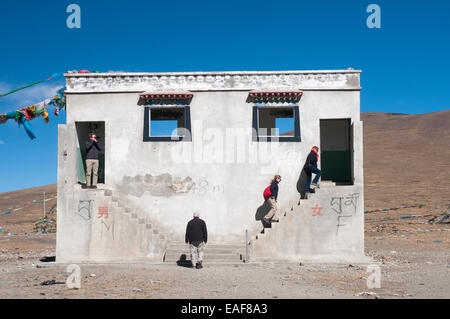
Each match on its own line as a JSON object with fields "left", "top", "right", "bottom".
{"left": 143, "top": 105, "right": 192, "bottom": 142}
{"left": 252, "top": 105, "right": 301, "bottom": 142}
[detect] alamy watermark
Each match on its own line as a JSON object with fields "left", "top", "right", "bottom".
{"left": 66, "top": 4, "right": 81, "bottom": 29}
{"left": 147, "top": 121, "right": 291, "bottom": 175}
{"left": 366, "top": 264, "right": 381, "bottom": 289}
{"left": 366, "top": 4, "right": 381, "bottom": 29}
{"left": 66, "top": 264, "right": 81, "bottom": 289}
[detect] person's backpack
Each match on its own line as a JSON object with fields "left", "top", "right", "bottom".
{"left": 263, "top": 185, "right": 272, "bottom": 200}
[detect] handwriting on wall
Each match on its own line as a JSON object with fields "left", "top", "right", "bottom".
{"left": 190, "top": 180, "right": 225, "bottom": 196}
{"left": 311, "top": 205, "right": 324, "bottom": 217}
{"left": 100, "top": 220, "right": 115, "bottom": 240}
{"left": 98, "top": 206, "right": 114, "bottom": 240}
{"left": 98, "top": 206, "right": 109, "bottom": 219}
{"left": 330, "top": 193, "right": 360, "bottom": 235}
{"left": 76, "top": 200, "right": 92, "bottom": 221}
{"left": 117, "top": 173, "right": 193, "bottom": 197}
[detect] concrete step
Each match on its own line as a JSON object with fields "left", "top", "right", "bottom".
{"left": 165, "top": 248, "right": 244, "bottom": 254}
{"left": 164, "top": 253, "right": 243, "bottom": 262}
{"left": 269, "top": 222, "right": 281, "bottom": 230}
{"left": 164, "top": 242, "right": 245, "bottom": 263}
{"left": 167, "top": 243, "right": 244, "bottom": 250}
{"left": 255, "top": 233, "right": 265, "bottom": 240}
{"left": 300, "top": 193, "right": 316, "bottom": 202}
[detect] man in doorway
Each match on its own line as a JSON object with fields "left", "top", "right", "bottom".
{"left": 83, "top": 133, "right": 102, "bottom": 189}
{"left": 185, "top": 212, "right": 208, "bottom": 269}
{"left": 304, "top": 146, "right": 322, "bottom": 193}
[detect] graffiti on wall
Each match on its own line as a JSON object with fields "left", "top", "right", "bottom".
{"left": 116, "top": 173, "right": 193, "bottom": 197}
{"left": 190, "top": 180, "right": 225, "bottom": 196}
{"left": 100, "top": 220, "right": 115, "bottom": 240}
{"left": 311, "top": 205, "right": 324, "bottom": 217}
{"left": 330, "top": 193, "right": 360, "bottom": 235}
{"left": 116, "top": 173, "right": 225, "bottom": 197}
{"left": 98, "top": 206, "right": 109, "bottom": 219}
{"left": 95, "top": 206, "right": 114, "bottom": 239}
{"left": 76, "top": 200, "right": 92, "bottom": 221}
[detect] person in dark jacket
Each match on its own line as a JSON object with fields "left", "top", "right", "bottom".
{"left": 83, "top": 133, "right": 102, "bottom": 189}
{"left": 185, "top": 212, "right": 208, "bottom": 269}
{"left": 303, "top": 146, "right": 322, "bottom": 193}
{"left": 263, "top": 175, "right": 281, "bottom": 224}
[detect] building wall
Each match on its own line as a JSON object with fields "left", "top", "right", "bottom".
{"left": 57, "top": 70, "right": 364, "bottom": 261}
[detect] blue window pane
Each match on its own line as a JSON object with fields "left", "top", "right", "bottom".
{"left": 276, "top": 117, "right": 294, "bottom": 136}
{"left": 151, "top": 120, "right": 178, "bottom": 136}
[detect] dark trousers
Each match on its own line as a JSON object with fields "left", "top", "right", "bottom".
{"left": 305, "top": 165, "right": 322, "bottom": 191}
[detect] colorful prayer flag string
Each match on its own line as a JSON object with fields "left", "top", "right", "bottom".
{"left": 0, "top": 70, "right": 101, "bottom": 139}
{"left": 0, "top": 87, "right": 66, "bottom": 139}
{"left": 0, "top": 73, "right": 62, "bottom": 98}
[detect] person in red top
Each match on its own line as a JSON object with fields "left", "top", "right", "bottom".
{"left": 263, "top": 175, "right": 281, "bottom": 224}
{"left": 303, "top": 146, "right": 322, "bottom": 193}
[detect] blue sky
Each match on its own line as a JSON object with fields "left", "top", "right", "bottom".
{"left": 0, "top": 0, "right": 449, "bottom": 192}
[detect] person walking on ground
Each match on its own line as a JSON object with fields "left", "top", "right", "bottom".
{"left": 263, "top": 175, "right": 281, "bottom": 224}
{"left": 304, "top": 146, "right": 322, "bottom": 194}
{"left": 83, "top": 133, "right": 102, "bottom": 189}
{"left": 185, "top": 212, "right": 208, "bottom": 269}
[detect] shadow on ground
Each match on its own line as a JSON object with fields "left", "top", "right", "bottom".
{"left": 175, "top": 254, "right": 193, "bottom": 268}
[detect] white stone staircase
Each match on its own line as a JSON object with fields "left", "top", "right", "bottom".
{"left": 83, "top": 186, "right": 170, "bottom": 261}
{"left": 76, "top": 181, "right": 343, "bottom": 263}
{"left": 247, "top": 181, "right": 337, "bottom": 260}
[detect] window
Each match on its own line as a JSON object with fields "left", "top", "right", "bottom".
{"left": 247, "top": 90, "right": 302, "bottom": 142}
{"left": 140, "top": 91, "right": 193, "bottom": 142}
{"left": 143, "top": 106, "right": 191, "bottom": 141}
{"left": 252, "top": 106, "right": 301, "bottom": 142}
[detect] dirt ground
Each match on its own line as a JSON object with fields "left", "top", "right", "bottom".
{"left": 0, "top": 201, "right": 448, "bottom": 299}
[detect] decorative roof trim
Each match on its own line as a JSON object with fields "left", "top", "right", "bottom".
{"left": 64, "top": 70, "right": 361, "bottom": 93}
{"left": 65, "top": 70, "right": 361, "bottom": 77}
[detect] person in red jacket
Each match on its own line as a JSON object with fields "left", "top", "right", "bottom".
{"left": 303, "top": 146, "right": 322, "bottom": 193}
{"left": 263, "top": 175, "right": 281, "bottom": 224}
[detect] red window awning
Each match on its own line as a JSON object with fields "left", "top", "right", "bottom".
{"left": 247, "top": 90, "right": 303, "bottom": 103}
{"left": 139, "top": 91, "right": 193, "bottom": 104}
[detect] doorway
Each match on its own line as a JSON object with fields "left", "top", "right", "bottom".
{"left": 75, "top": 122, "right": 105, "bottom": 185}
{"left": 319, "top": 119, "right": 353, "bottom": 184}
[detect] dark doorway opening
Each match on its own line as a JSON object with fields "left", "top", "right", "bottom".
{"left": 75, "top": 122, "right": 105, "bottom": 185}
{"left": 320, "top": 119, "right": 353, "bottom": 184}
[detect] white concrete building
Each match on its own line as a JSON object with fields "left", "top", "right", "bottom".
{"left": 56, "top": 70, "right": 367, "bottom": 263}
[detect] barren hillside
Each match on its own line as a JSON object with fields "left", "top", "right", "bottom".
{"left": 362, "top": 110, "right": 450, "bottom": 210}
